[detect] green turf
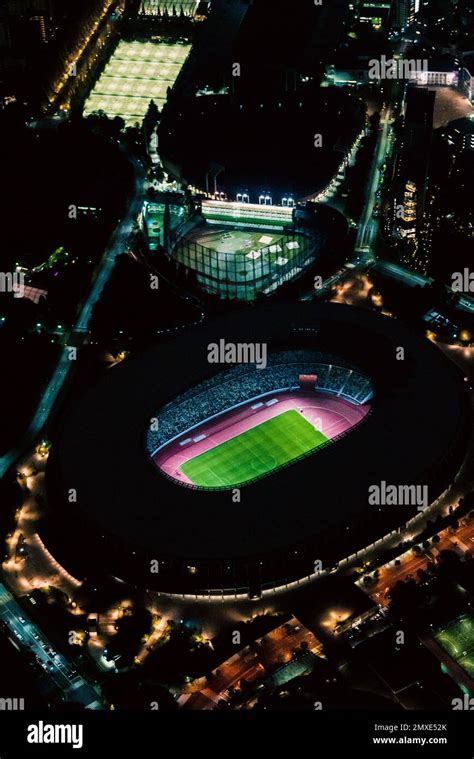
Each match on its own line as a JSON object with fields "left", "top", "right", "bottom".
{"left": 180, "top": 409, "right": 328, "bottom": 488}
{"left": 434, "top": 615, "right": 474, "bottom": 680}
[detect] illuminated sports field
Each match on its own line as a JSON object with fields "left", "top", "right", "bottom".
{"left": 174, "top": 224, "right": 314, "bottom": 300}
{"left": 434, "top": 615, "right": 474, "bottom": 679}
{"left": 180, "top": 410, "right": 328, "bottom": 488}
{"left": 84, "top": 40, "right": 190, "bottom": 126}
{"left": 185, "top": 226, "right": 303, "bottom": 259}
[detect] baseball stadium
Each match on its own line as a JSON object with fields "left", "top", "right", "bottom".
{"left": 44, "top": 303, "right": 470, "bottom": 597}
{"left": 154, "top": 87, "right": 364, "bottom": 299}
{"left": 143, "top": 198, "right": 339, "bottom": 301}
{"left": 169, "top": 213, "right": 317, "bottom": 301}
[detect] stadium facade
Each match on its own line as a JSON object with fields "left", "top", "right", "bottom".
{"left": 44, "top": 304, "right": 470, "bottom": 598}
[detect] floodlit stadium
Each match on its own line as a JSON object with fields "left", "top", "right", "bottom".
{"left": 163, "top": 200, "right": 320, "bottom": 300}
{"left": 45, "top": 304, "right": 470, "bottom": 597}
{"left": 151, "top": 352, "right": 372, "bottom": 488}
{"left": 434, "top": 616, "right": 474, "bottom": 681}
{"left": 83, "top": 40, "right": 190, "bottom": 126}
{"left": 172, "top": 223, "right": 316, "bottom": 300}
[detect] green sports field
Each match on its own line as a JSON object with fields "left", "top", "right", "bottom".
{"left": 180, "top": 410, "right": 327, "bottom": 488}
{"left": 434, "top": 615, "right": 474, "bottom": 680}
{"left": 83, "top": 40, "right": 190, "bottom": 126}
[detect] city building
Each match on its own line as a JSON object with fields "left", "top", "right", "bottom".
{"left": 407, "top": 54, "right": 461, "bottom": 88}
{"left": 392, "top": 0, "right": 420, "bottom": 30}
{"left": 357, "top": 1, "right": 392, "bottom": 30}
{"left": 389, "top": 87, "right": 435, "bottom": 273}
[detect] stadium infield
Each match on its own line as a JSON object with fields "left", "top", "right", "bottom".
{"left": 434, "top": 615, "right": 474, "bottom": 680}
{"left": 154, "top": 391, "right": 371, "bottom": 487}
{"left": 180, "top": 225, "right": 307, "bottom": 268}
{"left": 173, "top": 224, "right": 313, "bottom": 300}
{"left": 180, "top": 409, "right": 327, "bottom": 488}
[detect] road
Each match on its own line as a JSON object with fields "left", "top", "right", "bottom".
{"left": 362, "top": 517, "right": 474, "bottom": 607}
{"left": 301, "top": 101, "right": 393, "bottom": 303}
{"left": 0, "top": 153, "right": 145, "bottom": 479}
{"left": 355, "top": 104, "right": 393, "bottom": 256}
{"left": 179, "top": 616, "right": 322, "bottom": 709}
{"left": 0, "top": 583, "right": 101, "bottom": 708}
{"left": 374, "top": 260, "right": 433, "bottom": 288}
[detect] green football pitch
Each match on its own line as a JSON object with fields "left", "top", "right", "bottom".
{"left": 434, "top": 615, "right": 474, "bottom": 680}
{"left": 180, "top": 409, "right": 327, "bottom": 488}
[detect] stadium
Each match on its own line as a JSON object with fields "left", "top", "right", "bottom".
{"left": 166, "top": 202, "right": 320, "bottom": 300}
{"left": 154, "top": 87, "right": 364, "bottom": 300}
{"left": 44, "top": 303, "right": 470, "bottom": 598}
{"left": 144, "top": 198, "right": 344, "bottom": 301}
{"left": 150, "top": 353, "right": 372, "bottom": 489}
